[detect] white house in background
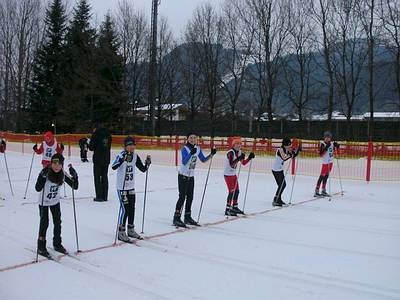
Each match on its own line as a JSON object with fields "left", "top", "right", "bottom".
{"left": 136, "top": 104, "right": 185, "bottom": 121}
{"left": 363, "top": 112, "right": 400, "bottom": 121}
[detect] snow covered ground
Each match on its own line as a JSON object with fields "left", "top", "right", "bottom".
{"left": 0, "top": 150, "right": 399, "bottom": 300}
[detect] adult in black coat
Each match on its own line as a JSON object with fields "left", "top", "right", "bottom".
{"left": 89, "top": 124, "right": 112, "bottom": 202}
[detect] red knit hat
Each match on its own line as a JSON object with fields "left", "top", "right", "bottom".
{"left": 229, "top": 136, "right": 242, "bottom": 148}
{"left": 44, "top": 131, "right": 54, "bottom": 142}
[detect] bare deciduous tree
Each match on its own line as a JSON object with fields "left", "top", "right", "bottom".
{"left": 244, "top": 0, "right": 291, "bottom": 135}
{"left": 185, "top": 3, "right": 224, "bottom": 136}
{"left": 115, "top": 0, "right": 149, "bottom": 131}
{"left": 0, "top": 0, "right": 42, "bottom": 130}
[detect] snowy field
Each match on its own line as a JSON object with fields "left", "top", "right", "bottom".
{"left": 0, "top": 150, "right": 399, "bottom": 300}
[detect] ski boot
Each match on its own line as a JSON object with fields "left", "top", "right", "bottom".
{"left": 272, "top": 196, "right": 282, "bottom": 207}
{"left": 314, "top": 188, "right": 322, "bottom": 197}
{"left": 184, "top": 214, "right": 200, "bottom": 226}
{"left": 54, "top": 244, "right": 68, "bottom": 254}
{"left": 127, "top": 225, "right": 143, "bottom": 239}
{"left": 118, "top": 229, "right": 132, "bottom": 243}
{"left": 232, "top": 206, "right": 245, "bottom": 215}
{"left": 173, "top": 214, "right": 187, "bottom": 228}
{"left": 37, "top": 239, "right": 51, "bottom": 258}
{"left": 225, "top": 207, "right": 238, "bottom": 216}
{"left": 321, "top": 189, "right": 330, "bottom": 197}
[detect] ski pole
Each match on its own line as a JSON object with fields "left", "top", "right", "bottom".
{"left": 336, "top": 156, "right": 344, "bottom": 195}
{"left": 68, "top": 164, "right": 80, "bottom": 253}
{"left": 274, "top": 158, "right": 292, "bottom": 205}
{"left": 114, "top": 205, "right": 122, "bottom": 245}
{"left": 63, "top": 183, "right": 67, "bottom": 197}
{"left": 141, "top": 163, "right": 150, "bottom": 234}
{"left": 36, "top": 189, "right": 45, "bottom": 262}
{"left": 114, "top": 157, "right": 129, "bottom": 244}
{"left": 24, "top": 152, "right": 35, "bottom": 199}
{"left": 3, "top": 152, "right": 14, "bottom": 196}
{"left": 226, "top": 163, "right": 242, "bottom": 219}
{"left": 289, "top": 154, "right": 300, "bottom": 205}
{"left": 197, "top": 156, "right": 213, "bottom": 223}
{"left": 242, "top": 159, "right": 253, "bottom": 213}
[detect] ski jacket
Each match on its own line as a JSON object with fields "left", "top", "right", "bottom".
{"left": 112, "top": 151, "right": 147, "bottom": 191}
{"left": 223, "top": 148, "right": 250, "bottom": 176}
{"left": 178, "top": 143, "right": 209, "bottom": 177}
{"left": 34, "top": 139, "right": 63, "bottom": 166}
{"left": 35, "top": 170, "right": 78, "bottom": 206}
{"left": 319, "top": 141, "right": 334, "bottom": 164}
{"left": 272, "top": 147, "right": 292, "bottom": 172}
{"left": 89, "top": 127, "right": 112, "bottom": 166}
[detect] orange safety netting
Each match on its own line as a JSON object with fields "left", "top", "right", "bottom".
{"left": 1, "top": 132, "right": 399, "bottom": 182}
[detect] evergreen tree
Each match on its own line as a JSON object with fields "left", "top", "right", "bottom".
{"left": 60, "top": 0, "right": 97, "bottom": 132}
{"left": 95, "top": 14, "right": 125, "bottom": 131}
{"left": 28, "top": 0, "right": 67, "bottom": 132}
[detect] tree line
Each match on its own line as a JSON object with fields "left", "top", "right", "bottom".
{"left": 0, "top": 0, "right": 398, "bottom": 138}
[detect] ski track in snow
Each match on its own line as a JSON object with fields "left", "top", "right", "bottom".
{"left": 0, "top": 151, "right": 399, "bottom": 300}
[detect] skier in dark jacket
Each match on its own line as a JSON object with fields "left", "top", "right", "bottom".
{"left": 36, "top": 153, "right": 78, "bottom": 257}
{"left": 89, "top": 123, "right": 112, "bottom": 202}
{"left": 79, "top": 137, "right": 89, "bottom": 162}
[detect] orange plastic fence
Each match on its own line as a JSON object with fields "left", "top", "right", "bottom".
{"left": 1, "top": 132, "right": 399, "bottom": 182}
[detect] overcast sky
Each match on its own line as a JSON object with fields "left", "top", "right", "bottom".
{"left": 78, "top": 0, "right": 224, "bottom": 36}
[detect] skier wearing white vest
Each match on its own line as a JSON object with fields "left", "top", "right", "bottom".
{"left": 173, "top": 132, "right": 216, "bottom": 228}
{"left": 112, "top": 136, "right": 151, "bottom": 242}
{"left": 35, "top": 153, "right": 78, "bottom": 258}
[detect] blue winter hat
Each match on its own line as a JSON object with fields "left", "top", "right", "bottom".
{"left": 124, "top": 136, "right": 135, "bottom": 147}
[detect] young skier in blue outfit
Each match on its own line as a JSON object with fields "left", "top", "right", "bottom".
{"left": 173, "top": 133, "right": 216, "bottom": 228}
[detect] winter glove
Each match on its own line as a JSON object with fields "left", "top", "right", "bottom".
{"left": 333, "top": 141, "right": 340, "bottom": 149}
{"left": 248, "top": 152, "right": 255, "bottom": 160}
{"left": 210, "top": 147, "right": 217, "bottom": 155}
{"left": 33, "top": 144, "right": 38, "bottom": 151}
{"left": 60, "top": 143, "right": 65, "bottom": 150}
{"left": 125, "top": 152, "right": 133, "bottom": 162}
{"left": 39, "top": 167, "right": 49, "bottom": 178}
{"left": 145, "top": 155, "right": 152, "bottom": 167}
{"left": 190, "top": 147, "right": 197, "bottom": 155}
{"left": 238, "top": 153, "right": 245, "bottom": 161}
{"left": 68, "top": 164, "right": 78, "bottom": 179}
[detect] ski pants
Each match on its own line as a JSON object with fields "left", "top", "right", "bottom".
{"left": 272, "top": 170, "right": 286, "bottom": 200}
{"left": 93, "top": 163, "right": 109, "bottom": 201}
{"left": 38, "top": 203, "right": 62, "bottom": 246}
{"left": 224, "top": 175, "right": 240, "bottom": 207}
{"left": 117, "top": 189, "right": 136, "bottom": 228}
{"left": 175, "top": 174, "right": 194, "bottom": 216}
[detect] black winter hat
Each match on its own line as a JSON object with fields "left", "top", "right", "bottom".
{"left": 124, "top": 136, "right": 135, "bottom": 147}
{"left": 51, "top": 153, "right": 64, "bottom": 165}
{"left": 282, "top": 137, "right": 292, "bottom": 146}
{"left": 323, "top": 131, "right": 333, "bottom": 138}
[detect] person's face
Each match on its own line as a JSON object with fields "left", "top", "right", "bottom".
{"left": 125, "top": 144, "right": 135, "bottom": 153}
{"left": 324, "top": 136, "right": 331, "bottom": 143}
{"left": 51, "top": 161, "right": 62, "bottom": 173}
{"left": 284, "top": 144, "right": 291, "bottom": 151}
{"left": 233, "top": 142, "right": 242, "bottom": 151}
{"left": 187, "top": 134, "right": 197, "bottom": 145}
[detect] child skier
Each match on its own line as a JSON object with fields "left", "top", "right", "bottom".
{"left": 33, "top": 131, "right": 64, "bottom": 168}
{"left": 271, "top": 138, "right": 301, "bottom": 206}
{"left": 112, "top": 136, "right": 151, "bottom": 242}
{"left": 78, "top": 137, "right": 90, "bottom": 162}
{"left": 173, "top": 132, "right": 216, "bottom": 228}
{"left": 314, "top": 131, "right": 339, "bottom": 197}
{"left": 223, "top": 137, "right": 255, "bottom": 216}
{"left": 0, "top": 139, "right": 6, "bottom": 153}
{"left": 35, "top": 153, "right": 78, "bottom": 257}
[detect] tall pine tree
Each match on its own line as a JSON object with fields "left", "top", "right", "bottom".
{"left": 95, "top": 14, "right": 125, "bottom": 131}
{"left": 60, "top": 0, "right": 97, "bottom": 132}
{"left": 28, "top": 0, "right": 67, "bottom": 132}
